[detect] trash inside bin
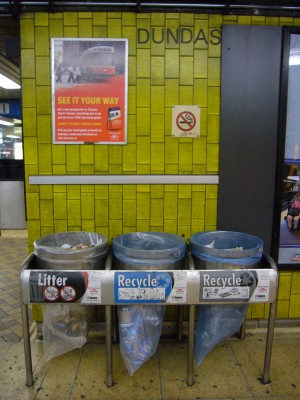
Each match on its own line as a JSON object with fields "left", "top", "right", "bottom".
{"left": 190, "top": 230, "right": 263, "bottom": 269}
{"left": 113, "top": 231, "right": 186, "bottom": 269}
{"left": 190, "top": 231, "right": 263, "bottom": 366}
{"left": 35, "top": 231, "right": 109, "bottom": 361}
{"left": 34, "top": 231, "right": 109, "bottom": 270}
{"left": 113, "top": 232, "right": 186, "bottom": 375}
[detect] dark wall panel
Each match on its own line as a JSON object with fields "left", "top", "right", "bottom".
{"left": 217, "top": 25, "right": 282, "bottom": 253}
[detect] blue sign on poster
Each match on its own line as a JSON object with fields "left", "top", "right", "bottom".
{"left": 114, "top": 271, "right": 173, "bottom": 303}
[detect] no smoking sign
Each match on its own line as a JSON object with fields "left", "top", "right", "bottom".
{"left": 172, "top": 105, "right": 200, "bottom": 137}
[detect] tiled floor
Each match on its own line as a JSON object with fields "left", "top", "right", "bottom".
{"left": 1, "top": 235, "right": 300, "bottom": 399}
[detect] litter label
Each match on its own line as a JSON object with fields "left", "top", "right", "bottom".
{"left": 29, "top": 270, "right": 101, "bottom": 304}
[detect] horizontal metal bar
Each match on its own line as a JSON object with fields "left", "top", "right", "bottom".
{"left": 29, "top": 174, "right": 219, "bottom": 185}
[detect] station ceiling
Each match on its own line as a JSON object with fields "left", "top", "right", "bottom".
{"left": 1, "top": 1, "right": 300, "bottom": 100}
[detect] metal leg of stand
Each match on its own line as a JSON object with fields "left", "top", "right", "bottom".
{"left": 105, "top": 305, "right": 113, "bottom": 387}
{"left": 21, "top": 302, "right": 34, "bottom": 387}
{"left": 187, "top": 304, "right": 195, "bottom": 386}
{"left": 239, "top": 319, "right": 246, "bottom": 340}
{"left": 177, "top": 306, "right": 183, "bottom": 341}
{"left": 262, "top": 301, "right": 277, "bottom": 384}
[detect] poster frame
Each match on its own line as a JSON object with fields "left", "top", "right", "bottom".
{"left": 273, "top": 26, "right": 300, "bottom": 270}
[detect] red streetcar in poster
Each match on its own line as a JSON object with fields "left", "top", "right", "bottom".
{"left": 51, "top": 38, "right": 128, "bottom": 144}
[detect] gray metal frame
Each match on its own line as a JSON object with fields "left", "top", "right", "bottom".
{"left": 20, "top": 251, "right": 278, "bottom": 388}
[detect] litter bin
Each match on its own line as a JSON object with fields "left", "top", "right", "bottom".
{"left": 33, "top": 231, "right": 109, "bottom": 361}
{"left": 112, "top": 232, "right": 186, "bottom": 375}
{"left": 34, "top": 231, "right": 109, "bottom": 270}
{"left": 189, "top": 231, "right": 263, "bottom": 366}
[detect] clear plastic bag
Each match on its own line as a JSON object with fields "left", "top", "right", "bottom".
{"left": 195, "top": 304, "right": 249, "bottom": 366}
{"left": 42, "top": 304, "right": 92, "bottom": 362}
{"left": 118, "top": 304, "right": 165, "bottom": 375}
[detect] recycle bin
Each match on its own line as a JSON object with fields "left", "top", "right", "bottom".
{"left": 112, "top": 232, "right": 186, "bottom": 375}
{"left": 189, "top": 231, "right": 263, "bottom": 366}
{"left": 33, "top": 231, "right": 109, "bottom": 361}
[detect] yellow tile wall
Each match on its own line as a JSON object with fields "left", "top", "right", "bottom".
{"left": 21, "top": 11, "right": 300, "bottom": 320}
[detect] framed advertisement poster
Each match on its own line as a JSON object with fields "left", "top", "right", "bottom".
{"left": 274, "top": 27, "right": 300, "bottom": 269}
{"left": 51, "top": 38, "right": 128, "bottom": 144}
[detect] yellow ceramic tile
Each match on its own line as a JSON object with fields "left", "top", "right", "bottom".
{"left": 180, "top": 57, "right": 194, "bottom": 85}
{"left": 179, "top": 142, "right": 193, "bottom": 173}
{"left": 38, "top": 144, "right": 52, "bottom": 173}
{"left": 94, "top": 146, "right": 108, "bottom": 173}
{"left": 123, "top": 143, "right": 137, "bottom": 172}
{"left": 192, "top": 191, "right": 205, "bottom": 219}
{"left": 22, "top": 108, "right": 37, "bottom": 137}
{"left": 64, "top": 12, "right": 78, "bottom": 25}
{"left": 194, "top": 19, "right": 209, "bottom": 50}
{"left": 205, "top": 197, "right": 217, "bottom": 227}
{"left": 67, "top": 185, "right": 81, "bottom": 200}
{"left": 95, "top": 199, "right": 109, "bottom": 226}
{"left": 137, "top": 78, "right": 151, "bottom": 106}
{"left": 35, "top": 12, "right": 49, "bottom": 26}
{"left": 36, "top": 56, "right": 50, "bottom": 86}
{"left": 79, "top": 17, "right": 93, "bottom": 37}
{"left": 26, "top": 192, "right": 40, "bottom": 220}
{"left": 194, "top": 79, "right": 207, "bottom": 110}
{"left": 289, "top": 293, "right": 300, "bottom": 317}
{"left": 123, "top": 26, "right": 136, "bottom": 56}
{"left": 35, "top": 26, "right": 49, "bottom": 56}
{"left": 81, "top": 220, "right": 95, "bottom": 232}
{"left": 137, "top": 192, "right": 150, "bottom": 220}
{"left": 151, "top": 114, "right": 165, "bottom": 144}
{"left": 179, "top": 85, "right": 193, "bottom": 104}
{"left": 151, "top": 56, "right": 165, "bottom": 85}
{"left": 151, "top": 185, "right": 164, "bottom": 198}
{"left": 39, "top": 185, "right": 53, "bottom": 200}
{"left": 24, "top": 137, "right": 38, "bottom": 165}
{"left": 207, "top": 86, "right": 220, "bottom": 114}
{"left": 22, "top": 79, "right": 37, "bottom": 108}
{"left": 151, "top": 143, "right": 164, "bottom": 173}
{"left": 164, "top": 191, "right": 178, "bottom": 220}
{"left": 81, "top": 192, "right": 95, "bottom": 220}
{"left": 178, "top": 198, "right": 191, "bottom": 225}
{"left": 238, "top": 16, "right": 252, "bottom": 25}
{"left": 64, "top": 25, "right": 78, "bottom": 36}
{"left": 67, "top": 199, "right": 81, "bottom": 226}
{"left": 165, "top": 49, "right": 179, "bottom": 78}
{"left": 278, "top": 274, "right": 292, "bottom": 299}
{"left": 40, "top": 199, "right": 54, "bottom": 227}
{"left": 207, "top": 143, "right": 219, "bottom": 172}
{"left": 208, "top": 57, "right": 220, "bottom": 86}
{"left": 137, "top": 49, "right": 151, "bottom": 78}
{"left": 207, "top": 114, "right": 220, "bottom": 143}
{"left": 150, "top": 198, "right": 164, "bottom": 226}
{"left": 37, "top": 115, "right": 51, "bottom": 143}
{"left": 137, "top": 108, "right": 151, "bottom": 135}
{"left": 109, "top": 192, "right": 123, "bottom": 220}
{"left": 92, "top": 12, "right": 107, "bottom": 25}
{"left": 251, "top": 303, "right": 265, "bottom": 319}
{"left": 53, "top": 192, "right": 67, "bottom": 220}
{"left": 137, "top": 219, "right": 150, "bottom": 231}
{"left": 151, "top": 86, "right": 165, "bottom": 115}
{"left": 124, "top": 199, "right": 137, "bottom": 226}
{"left": 20, "top": 17, "right": 35, "bottom": 48}
{"left": 291, "top": 271, "right": 300, "bottom": 293}
{"left": 21, "top": 49, "right": 35, "bottom": 79}
{"left": 66, "top": 145, "right": 80, "bottom": 173}
{"left": 36, "top": 86, "right": 51, "bottom": 115}
{"left": 49, "top": 17, "right": 64, "bottom": 37}
{"left": 80, "top": 145, "right": 94, "bottom": 165}
{"left": 165, "top": 79, "right": 179, "bottom": 106}
{"left": 108, "top": 18, "right": 122, "bottom": 37}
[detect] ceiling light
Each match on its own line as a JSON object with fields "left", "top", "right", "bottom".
{"left": 0, "top": 73, "right": 20, "bottom": 89}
